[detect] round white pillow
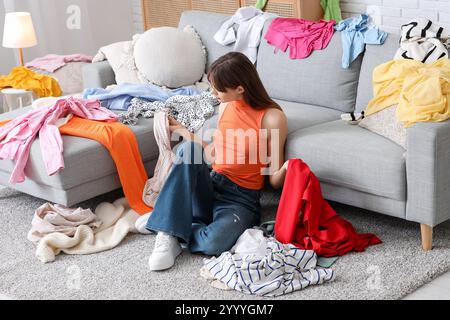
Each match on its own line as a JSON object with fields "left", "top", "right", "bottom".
{"left": 133, "top": 25, "right": 206, "bottom": 88}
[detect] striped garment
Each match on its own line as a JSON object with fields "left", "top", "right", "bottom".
{"left": 202, "top": 229, "right": 335, "bottom": 297}
{"left": 394, "top": 18, "right": 449, "bottom": 64}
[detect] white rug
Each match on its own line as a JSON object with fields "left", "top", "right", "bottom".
{"left": 0, "top": 186, "right": 449, "bottom": 300}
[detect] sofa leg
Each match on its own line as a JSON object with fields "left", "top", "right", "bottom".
{"left": 420, "top": 224, "right": 433, "bottom": 251}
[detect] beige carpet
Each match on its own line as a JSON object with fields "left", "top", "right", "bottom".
{"left": 0, "top": 185, "right": 449, "bottom": 300}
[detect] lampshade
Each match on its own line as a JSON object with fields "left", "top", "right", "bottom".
{"left": 2, "top": 12, "right": 37, "bottom": 48}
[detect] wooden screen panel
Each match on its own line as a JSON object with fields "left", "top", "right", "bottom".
{"left": 191, "top": 0, "right": 241, "bottom": 15}
{"left": 242, "top": 0, "right": 323, "bottom": 20}
{"left": 141, "top": 0, "right": 190, "bottom": 30}
{"left": 242, "top": 0, "right": 297, "bottom": 17}
{"left": 140, "top": 0, "right": 324, "bottom": 31}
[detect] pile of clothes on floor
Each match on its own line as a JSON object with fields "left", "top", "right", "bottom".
{"left": 200, "top": 158, "right": 381, "bottom": 297}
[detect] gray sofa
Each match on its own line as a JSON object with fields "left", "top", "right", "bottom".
{"left": 1, "top": 11, "right": 449, "bottom": 251}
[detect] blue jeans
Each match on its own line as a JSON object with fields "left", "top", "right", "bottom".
{"left": 146, "top": 141, "right": 261, "bottom": 256}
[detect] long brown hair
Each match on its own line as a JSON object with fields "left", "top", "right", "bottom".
{"left": 207, "top": 52, "right": 282, "bottom": 111}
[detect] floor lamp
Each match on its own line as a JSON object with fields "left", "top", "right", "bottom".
{"left": 2, "top": 12, "right": 37, "bottom": 66}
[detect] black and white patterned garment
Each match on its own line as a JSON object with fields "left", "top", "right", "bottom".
{"left": 201, "top": 229, "right": 335, "bottom": 297}
{"left": 394, "top": 18, "right": 450, "bottom": 64}
{"left": 118, "top": 91, "right": 219, "bottom": 132}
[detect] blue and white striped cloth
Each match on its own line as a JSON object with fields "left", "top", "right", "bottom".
{"left": 202, "top": 230, "right": 335, "bottom": 297}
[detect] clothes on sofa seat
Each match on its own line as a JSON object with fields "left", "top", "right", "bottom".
{"left": 142, "top": 112, "right": 175, "bottom": 208}
{"left": 34, "top": 197, "right": 140, "bottom": 263}
{"left": 83, "top": 82, "right": 200, "bottom": 111}
{"left": 264, "top": 17, "right": 336, "bottom": 59}
{"left": 394, "top": 18, "right": 449, "bottom": 64}
{"left": 0, "top": 66, "right": 62, "bottom": 98}
{"left": 0, "top": 97, "right": 117, "bottom": 184}
{"left": 201, "top": 228, "right": 335, "bottom": 297}
{"left": 275, "top": 158, "right": 382, "bottom": 257}
{"left": 59, "top": 116, "right": 152, "bottom": 215}
{"left": 28, "top": 202, "right": 101, "bottom": 243}
{"left": 334, "top": 14, "right": 387, "bottom": 68}
{"left": 364, "top": 57, "right": 450, "bottom": 128}
{"left": 121, "top": 91, "right": 218, "bottom": 131}
{"left": 25, "top": 54, "right": 93, "bottom": 73}
{"left": 214, "top": 6, "right": 274, "bottom": 63}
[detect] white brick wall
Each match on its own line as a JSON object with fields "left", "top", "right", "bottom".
{"left": 341, "top": 0, "right": 450, "bottom": 34}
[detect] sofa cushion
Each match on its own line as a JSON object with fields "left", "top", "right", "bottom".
{"left": 257, "top": 22, "right": 362, "bottom": 113}
{"left": 286, "top": 120, "right": 406, "bottom": 201}
{"left": 0, "top": 107, "right": 159, "bottom": 190}
{"left": 192, "top": 99, "right": 342, "bottom": 138}
{"left": 179, "top": 11, "right": 235, "bottom": 71}
{"left": 358, "top": 104, "right": 407, "bottom": 149}
{"left": 134, "top": 25, "right": 206, "bottom": 88}
{"left": 274, "top": 99, "right": 341, "bottom": 134}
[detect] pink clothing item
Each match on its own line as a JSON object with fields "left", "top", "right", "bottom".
{"left": 27, "top": 202, "right": 102, "bottom": 243}
{"left": 0, "top": 97, "right": 117, "bottom": 184}
{"left": 264, "top": 18, "right": 336, "bottom": 59}
{"left": 25, "top": 54, "right": 93, "bottom": 73}
{"left": 142, "top": 111, "right": 175, "bottom": 207}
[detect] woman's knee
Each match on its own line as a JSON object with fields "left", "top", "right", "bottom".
{"left": 197, "top": 238, "right": 231, "bottom": 256}
{"left": 192, "top": 228, "right": 240, "bottom": 256}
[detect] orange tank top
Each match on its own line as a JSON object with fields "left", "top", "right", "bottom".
{"left": 212, "top": 99, "right": 269, "bottom": 190}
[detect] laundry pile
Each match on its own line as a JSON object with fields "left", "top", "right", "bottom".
{"left": 201, "top": 228, "right": 336, "bottom": 297}
{"left": 200, "top": 158, "right": 381, "bottom": 297}
{"left": 28, "top": 198, "right": 140, "bottom": 263}
{"left": 0, "top": 66, "right": 62, "bottom": 98}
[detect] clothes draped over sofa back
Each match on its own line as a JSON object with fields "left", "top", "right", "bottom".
{"left": 178, "top": 10, "right": 362, "bottom": 114}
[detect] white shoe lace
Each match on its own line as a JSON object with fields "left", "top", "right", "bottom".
{"left": 154, "top": 233, "right": 173, "bottom": 252}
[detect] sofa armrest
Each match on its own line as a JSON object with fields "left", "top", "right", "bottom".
{"left": 82, "top": 61, "right": 116, "bottom": 89}
{"left": 406, "top": 120, "right": 450, "bottom": 226}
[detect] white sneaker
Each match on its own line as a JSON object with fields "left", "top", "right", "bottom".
{"left": 135, "top": 211, "right": 153, "bottom": 235}
{"left": 148, "top": 232, "right": 182, "bottom": 271}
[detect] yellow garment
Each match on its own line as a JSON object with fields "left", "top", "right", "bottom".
{"left": 365, "top": 58, "right": 450, "bottom": 128}
{"left": 0, "top": 66, "right": 62, "bottom": 98}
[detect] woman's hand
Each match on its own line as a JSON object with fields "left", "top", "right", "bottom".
{"left": 281, "top": 159, "right": 289, "bottom": 172}
{"left": 269, "top": 160, "right": 289, "bottom": 189}
{"left": 168, "top": 116, "right": 192, "bottom": 141}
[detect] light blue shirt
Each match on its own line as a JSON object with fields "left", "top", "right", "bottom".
{"left": 334, "top": 14, "right": 387, "bottom": 69}
{"left": 83, "top": 83, "right": 200, "bottom": 110}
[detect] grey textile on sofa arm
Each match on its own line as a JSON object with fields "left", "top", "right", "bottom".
{"left": 0, "top": 10, "right": 448, "bottom": 252}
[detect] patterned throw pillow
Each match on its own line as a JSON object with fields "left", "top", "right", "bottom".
{"left": 358, "top": 105, "right": 407, "bottom": 149}
{"left": 92, "top": 36, "right": 141, "bottom": 85}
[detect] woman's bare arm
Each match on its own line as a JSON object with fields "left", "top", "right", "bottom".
{"left": 261, "top": 108, "right": 288, "bottom": 189}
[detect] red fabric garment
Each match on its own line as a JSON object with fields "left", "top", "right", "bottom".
{"left": 275, "top": 158, "right": 381, "bottom": 257}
